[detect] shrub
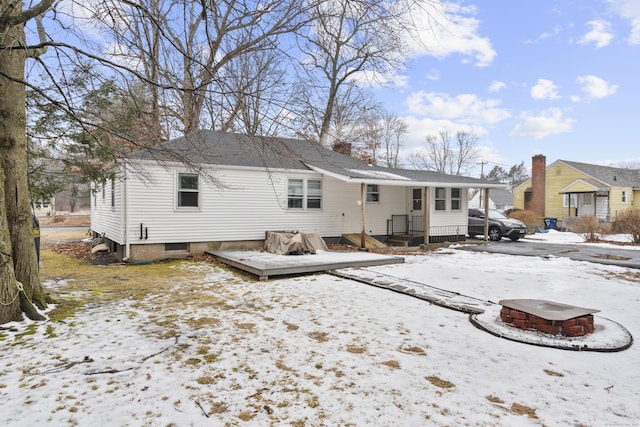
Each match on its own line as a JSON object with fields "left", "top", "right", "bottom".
{"left": 612, "top": 209, "right": 640, "bottom": 244}
{"left": 507, "top": 210, "right": 544, "bottom": 234}
{"left": 571, "top": 215, "right": 601, "bottom": 242}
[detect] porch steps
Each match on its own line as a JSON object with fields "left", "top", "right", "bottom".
{"left": 386, "top": 234, "right": 411, "bottom": 247}
{"left": 342, "top": 233, "right": 387, "bottom": 249}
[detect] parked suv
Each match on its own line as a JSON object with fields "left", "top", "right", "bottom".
{"left": 468, "top": 208, "right": 527, "bottom": 241}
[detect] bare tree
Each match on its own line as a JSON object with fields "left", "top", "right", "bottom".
{"left": 297, "top": 0, "right": 407, "bottom": 147}
{"left": 379, "top": 111, "right": 407, "bottom": 168}
{"left": 411, "top": 131, "right": 479, "bottom": 176}
{"left": 96, "top": 0, "right": 311, "bottom": 136}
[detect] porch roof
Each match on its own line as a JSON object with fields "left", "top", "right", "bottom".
{"left": 559, "top": 178, "right": 609, "bottom": 194}
{"left": 305, "top": 163, "right": 507, "bottom": 189}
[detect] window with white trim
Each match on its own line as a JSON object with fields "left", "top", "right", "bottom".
{"left": 435, "top": 187, "right": 446, "bottom": 211}
{"left": 450, "top": 188, "right": 461, "bottom": 211}
{"left": 110, "top": 178, "right": 116, "bottom": 209}
{"left": 288, "top": 178, "right": 322, "bottom": 210}
{"left": 177, "top": 173, "right": 199, "bottom": 208}
{"left": 563, "top": 194, "right": 576, "bottom": 208}
{"left": 622, "top": 190, "right": 627, "bottom": 203}
{"left": 366, "top": 184, "right": 380, "bottom": 203}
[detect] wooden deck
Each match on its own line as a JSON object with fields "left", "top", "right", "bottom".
{"left": 208, "top": 249, "right": 404, "bottom": 280}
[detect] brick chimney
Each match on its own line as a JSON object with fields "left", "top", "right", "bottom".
{"left": 530, "top": 154, "right": 546, "bottom": 217}
{"left": 332, "top": 141, "right": 352, "bottom": 156}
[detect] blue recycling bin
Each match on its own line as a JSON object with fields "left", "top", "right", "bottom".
{"left": 543, "top": 217, "right": 557, "bottom": 230}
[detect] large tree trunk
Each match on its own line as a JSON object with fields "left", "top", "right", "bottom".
{"left": 0, "top": 0, "right": 48, "bottom": 321}
{"left": 0, "top": 167, "right": 21, "bottom": 324}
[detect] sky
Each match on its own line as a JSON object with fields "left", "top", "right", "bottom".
{"left": 2, "top": 229, "right": 639, "bottom": 425}
{"left": 375, "top": 0, "right": 640, "bottom": 175}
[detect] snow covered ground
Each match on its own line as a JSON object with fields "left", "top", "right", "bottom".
{"left": 1, "top": 230, "right": 639, "bottom": 426}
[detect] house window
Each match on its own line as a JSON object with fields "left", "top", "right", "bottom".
{"left": 450, "top": 188, "right": 461, "bottom": 211}
{"left": 366, "top": 184, "right": 380, "bottom": 203}
{"left": 178, "top": 173, "right": 199, "bottom": 208}
{"left": 165, "top": 243, "right": 189, "bottom": 252}
{"left": 435, "top": 187, "right": 446, "bottom": 211}
{"left": 622, "top": 191, "right": 627, "bottom": 203}
{"left": 288, "top": 178, "right": 322, "bottom": 210}
{"left": 412, "top": 188, "right": 422, "bottom": 211}
{"left": 110, "top": 178, "right": 115, "bottom": 209}
{"left": 307, "top": 179, "right": 322, "bottom": 209}
{"left": 288, "top": 179, "right": 304, "bottom": 209}
{"left": 563, "top": 194, "right": 576, "bottom": 207}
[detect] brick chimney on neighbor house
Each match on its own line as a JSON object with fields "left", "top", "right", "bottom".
{"left": 332, "top": 141, "right": 352, "bottom": 156}
{"left": 529, "top": 154, "right": 546, "bottom": 217}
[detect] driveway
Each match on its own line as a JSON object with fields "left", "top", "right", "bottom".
{"left": 458, "top": 239, "right": 640, "bottom": 270}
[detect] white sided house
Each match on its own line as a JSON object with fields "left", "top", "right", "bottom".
{"left": 91, "top": 130, "right": 505, "bottom": 261}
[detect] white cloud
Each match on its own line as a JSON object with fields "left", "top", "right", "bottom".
{"left": 576, "top": 75, "right": 618, "bottom": 99}
{"left": 405, "top": 91, "right": 511, "bottom": 125}
{"left": 488, "top": 81, "right": 506, "bottom": 93}
{"left": 403, "top": 2, "right": 496, "bottom": 67}
{"left": 578, "top": 20, "right": 614, "bottom": 48}
{"left": 397, "top": 116, "right": 487, "bottom": 158}
{"left": 608, "top": 0, "right": 640, "bottom": 44}
{"left": 530, "top": 79, "right": 560, "bottom": 100}
{"left": 509, "top": 108, "right": 574, "bottom": 139}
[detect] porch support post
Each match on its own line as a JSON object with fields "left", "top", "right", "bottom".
{"left": 483, "top": 188, "right": 490, "bottom": 242}
{"left": 360, "top": 183, "right": 366, "bottom": 249}
{"left": 423, "top": 187, "right": 430, "bottom": 247}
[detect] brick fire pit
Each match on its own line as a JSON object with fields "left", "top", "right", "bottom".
{"left": 499, "top": 299, "right": 600, "bottom": 337}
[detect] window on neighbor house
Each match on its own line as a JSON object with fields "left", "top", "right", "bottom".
{"left": 435, "top": 187, "right": 446, "bottom": 211}
{"left": 288, "top": 178, "right": 322, "bottom": 210}
{"left": 412, "top": 188, "right": 422, "bottom": 211}
{"left": 366, "top": 184, "right": 380, "bottom": 203}
{"left": 563, "top": 194, "right": 577, "bottom": 208}
{"left": 178, "top": 173, "right": 199, "bottom": 208}
{"left": 450, "top": 188, "right": 461, "bottom": 211}
{"left": 622, "top": 191, "right": 627, "bottom": 203}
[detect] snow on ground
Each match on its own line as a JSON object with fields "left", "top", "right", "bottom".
{"left": 1, "top": 231, "right": 640, "bottom": 426}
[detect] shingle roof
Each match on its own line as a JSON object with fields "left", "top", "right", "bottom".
{"left": 560, "top": 160, "right": 640, "bottom": 188}
{"left": 130, "top": 130, "right": 502, "bottom": 187}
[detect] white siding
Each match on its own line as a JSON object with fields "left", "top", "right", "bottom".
{"left": 120, "top": 163, "right": 409, "bottom": 245}
{"left": 91, "top": 177, "right": 125, "bottom": 243}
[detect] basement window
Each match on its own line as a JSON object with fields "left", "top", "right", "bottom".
{"left": 165, "top": 243, "right": 189, "bottom": 252}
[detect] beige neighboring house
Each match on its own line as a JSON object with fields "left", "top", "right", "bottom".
{"left": 514, "top": 154, "right": 640, "bottom": 229}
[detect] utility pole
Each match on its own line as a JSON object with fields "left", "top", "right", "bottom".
{"left": 477, "top": 160, "right": 487, "bottom": 179}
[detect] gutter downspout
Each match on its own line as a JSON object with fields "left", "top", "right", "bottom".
{"left": 360, "top": 183, "right": 366, "bottom": 249}
{"left": 124, "top": 162, "right": 130, "bottom": 261}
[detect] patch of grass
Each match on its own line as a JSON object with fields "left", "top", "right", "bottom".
{"left": 486, "top": 395, "right": 504, "bottom": 404}
{"left": 196, "top": 376, "right": 215, "bottom": 385}
{"left": 13, "top": 324, "right": 38, "bottom": 342}
{"left": 184, "top": 358, "right": 201, "bottom": 365}
{"left": 544, "top": 369, "right": 564, "bottom": 377}
{"left": 307, "top": 331, "right": 329, "bottom": 342}
{"left": 238, "top": 411, "right": 255, "bottom": 421}
{"left": 46, "top": 298, "right": 86, "bottom": 323}
{"left": 285, "top": 322, "right": 299, "bottom": 331}
{"left": 235, "top": 322, "right": 255, "bottom": 330}
{"left": 188, "top": 317, "right": 220, "bottom": 329}
{"left": 346, "top": 345, "right": 366, "bottom": 354}
{"left": 208, "top": 401, "right": 228, "bottom": 414}
{"left": 400, "top": 346, "right": 427, "bottom": 355}
{"left": 510, "top": 402, "right": 538, "bottom": 419}
{"left": 45, "top": 325, "right": 57, "bottom": 338}
{"left": 425, "top": 376, "right": 455, "bottom": 389}
{"left": 381, "top": 360, "right": 400, "bottom": 369}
